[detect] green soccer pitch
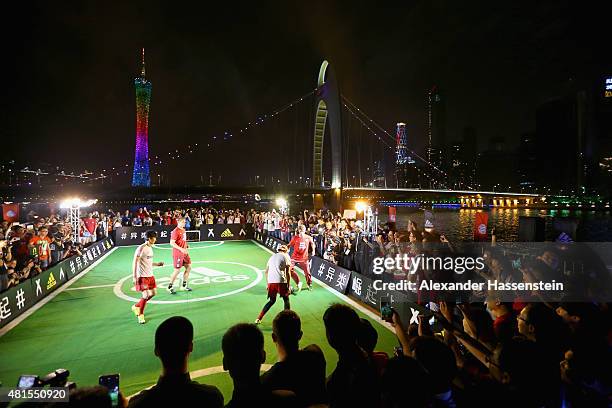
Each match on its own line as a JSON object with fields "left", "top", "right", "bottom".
{"left": 0, "top": 240, "right": 398, "bottom": 401}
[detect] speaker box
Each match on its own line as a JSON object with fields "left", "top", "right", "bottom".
{"left": 518, "top": 216, "right": 545, "bottom": 242}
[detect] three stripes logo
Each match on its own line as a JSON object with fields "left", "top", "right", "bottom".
{"left": 220, "top": 228, "right": 234, "bottom": 238}
{"left": 47, "top": 272, "right": 57, "bottom": 290}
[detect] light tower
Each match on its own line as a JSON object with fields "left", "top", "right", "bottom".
{"left": 132, "top": 48, "right": 152, "bottom": 187}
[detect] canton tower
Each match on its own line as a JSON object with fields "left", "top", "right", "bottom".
{"left": 131, "top": 48, "right": 152, "bottom": 187}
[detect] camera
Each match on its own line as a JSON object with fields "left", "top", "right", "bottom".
{"left": 18, "top": 368, "right": 75, "bottom": 389}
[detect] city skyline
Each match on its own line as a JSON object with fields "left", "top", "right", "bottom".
{"left": 1, "top": 1, "right": 610, "bottom": 191}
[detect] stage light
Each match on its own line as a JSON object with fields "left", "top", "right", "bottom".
{"left": 60, "top": 197, "right": 98, "bottom": 243}
{"left": 59, "top": 198, "right": 98, "bottom": 209}
{"left": 355, "top": 201, "right": 367, "bottom": 212}
{"left": 276, "top": 198, "right": 287, "bottom": 208}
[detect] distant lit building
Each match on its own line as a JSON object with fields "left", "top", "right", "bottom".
{"left": 132, "top": 48, "right": 152, "bottom": 187}
{"left": 532, "top": 75, "right": 612, "bottom": 193}
{"left": 427, "top": 87, "right": 446, "bottom": 160}
{"left": 447, "top": 127, "right": 478, "bottom": 189}
{"left": 427, "top": 86, "right": 447, "bottom": 187}
{"left": 517, "top": 132, "right": 537, "bottom": 189}
{"left": 373, "top": 160, "right": 386, "bottom": 187}
{"left": 395, "top": 123, "right": 410, "bottom": 165}
{"left": 477, "top": 137, "right": 517, "bottom": 190}
{"left": 394, "top": 122, "right": 417, "bottom": 187}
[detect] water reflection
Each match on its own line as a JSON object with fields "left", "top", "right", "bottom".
{"left": 383, "top": 208, "right": 612, "bottom": 242}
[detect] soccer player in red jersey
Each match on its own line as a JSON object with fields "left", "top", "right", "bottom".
{"left": 255, "top": 245, "right": 292, "bottom": 324}
{"left": 132, "top": 230, "right": 164, "bottom": 324}
{"left": 167, "top": 217, "right": 192, "bottom": 294}
{"left": 287, "top": 224, "right": 315, "bottom": 292}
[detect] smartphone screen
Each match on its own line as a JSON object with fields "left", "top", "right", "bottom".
{"left": 99, "top": 374, "right": 120, "bottom": 407}
{"left": 18, "top": 375, "right": 38, "bottom": 388}
{"left": 424, "top": 303, "right": 438, "bottom": 330}
{"left": 380, "top": 296, "right": 393, "bottom": 322}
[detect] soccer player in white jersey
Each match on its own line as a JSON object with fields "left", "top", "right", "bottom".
{"left": 131, "top": 230, "right": 164, "bottom": 324}
{"left": 255, "top": 244, "right": 293, "bottom": 324}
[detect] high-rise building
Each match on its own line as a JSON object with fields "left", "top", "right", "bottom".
{"left": 517, "top": 132, "right": 537, "bottom": 189}
{"left": 395, "top": 122, "right": 410, "bottom": 165}
{"left": 394, "top": 122, "right": 417, "bottom": 187}
{"left": 535, "top": 96, "right": 585, "bottom": 192}
{"left": 373, "top": 160, "right": 386, "bottom": 187}
{"left": 426, "top": 86, "right": 447, "bottom": 188}
{"left": 427, "top": 86, "right": 446, "bottom": 165}
{"left": 533, "top": 75, "right": 612, "bottom": 193}
{"left": 447, "top": 126, "right": 478, "bottom": 189}
{"left": 132, "top": 48, "right": 152, "bottom": 187}
{"left": 477, "top": 137, "right": 517, "bottom": 190}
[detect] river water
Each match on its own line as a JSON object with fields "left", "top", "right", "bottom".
{"left": 381, "top": 207, "right": 612, "bottom": 242}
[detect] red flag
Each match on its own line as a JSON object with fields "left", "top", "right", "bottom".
{"left": 473, "top": 212, "right": 489, "bottom": 241}
{"left": 388, "top": 207, "right": 396, "bottom": 223}
{"left": 2, "top": 203, "right": 20, "bottom": 223}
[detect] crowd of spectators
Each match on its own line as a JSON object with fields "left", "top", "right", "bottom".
{"left": 28, "top": 299, "right": 611, "bottom": 407}
{"left": 0, "top": 207, "right": 254, "bottom": 292}
{"left": 252, "top": 209, "right": 377, "bottom": 271}
{"left": 0, "top": 217, "right": 83, "bottom": 292}
{"left": 112, "top": 207, "right": 249, "bottom": 229}
{"left": 2, "top": 205, "right": 611, "bottom": 407}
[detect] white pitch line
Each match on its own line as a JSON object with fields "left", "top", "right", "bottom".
{"left": 250, "top": 240, "right": 394, "bottom": 333}
{"left": 0, "top": 247, "right": 118, "bottom": 337}
{"left": 65, "top": 284, "right": 117, "bottom": 291}
{"left": 115, "top": 241, "right": 225, "bottom": 249}
{"left": 154, "top": 241, "right": 225, "bottom": 250}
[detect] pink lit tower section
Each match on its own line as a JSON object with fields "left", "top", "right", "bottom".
{"left": 131, "top": 48, "right": 152, "bottom": 187}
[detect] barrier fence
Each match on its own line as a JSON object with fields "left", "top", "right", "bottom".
{"left": 113, "top": 224, "right": 253, "bottom": 246}
{"left": 0, "top": 237, "right": 115, "bottom": 329}
{"left": 254, "top": 230, "right": 421, "bottom": 327}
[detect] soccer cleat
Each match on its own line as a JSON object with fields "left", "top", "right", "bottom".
{"left": 182, "top": 285, "right": 193, "bottom": 292}
{"left": 297, "top": 282, "right": 303, "bottom": 293}
{"left": 138, "top": 314, "right": 146, "bottom": 324}
{"left": 131, "top": 305, "right": 140, "bottom": 317}
{"left": 254, "top": 318, "right": 261, "bottom": 325}
{"left": 308, "top": 284, "right": 313, "bottom": 291}
{"left": 167, "top": 286, "right": 176, "bottom": 294}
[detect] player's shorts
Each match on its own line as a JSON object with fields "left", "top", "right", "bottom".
{"left": 291, "top": 259, "right": 311, "bottom": 275}
{"left": 267, "top": 283, "right": 290, "bottom": 298}
{"left": 173, "top": 253, "right": 191, "bottom": 269}
{"left": 136, "top": 276, "right": 156, "bottom": 291}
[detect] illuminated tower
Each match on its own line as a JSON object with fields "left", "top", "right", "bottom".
{"left": 395, "top": 122, "right": 409, "bottom": 165}
{"left": 132, "top": 48, "right": 152, "bottom": 187}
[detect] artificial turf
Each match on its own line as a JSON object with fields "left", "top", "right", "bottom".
{"left": 0, "top": 240, "right": 399, "bottom": 402}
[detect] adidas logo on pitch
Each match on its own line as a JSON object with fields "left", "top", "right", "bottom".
{"left": 47, "top": 273, "right": 57, "bottom": 290}
{"left": 221, "top": 229, "right": 234, "bottom": 238}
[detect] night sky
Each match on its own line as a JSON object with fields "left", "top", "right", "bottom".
{"left": 2, "top": 1, "right": 610, "bottom": 185}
